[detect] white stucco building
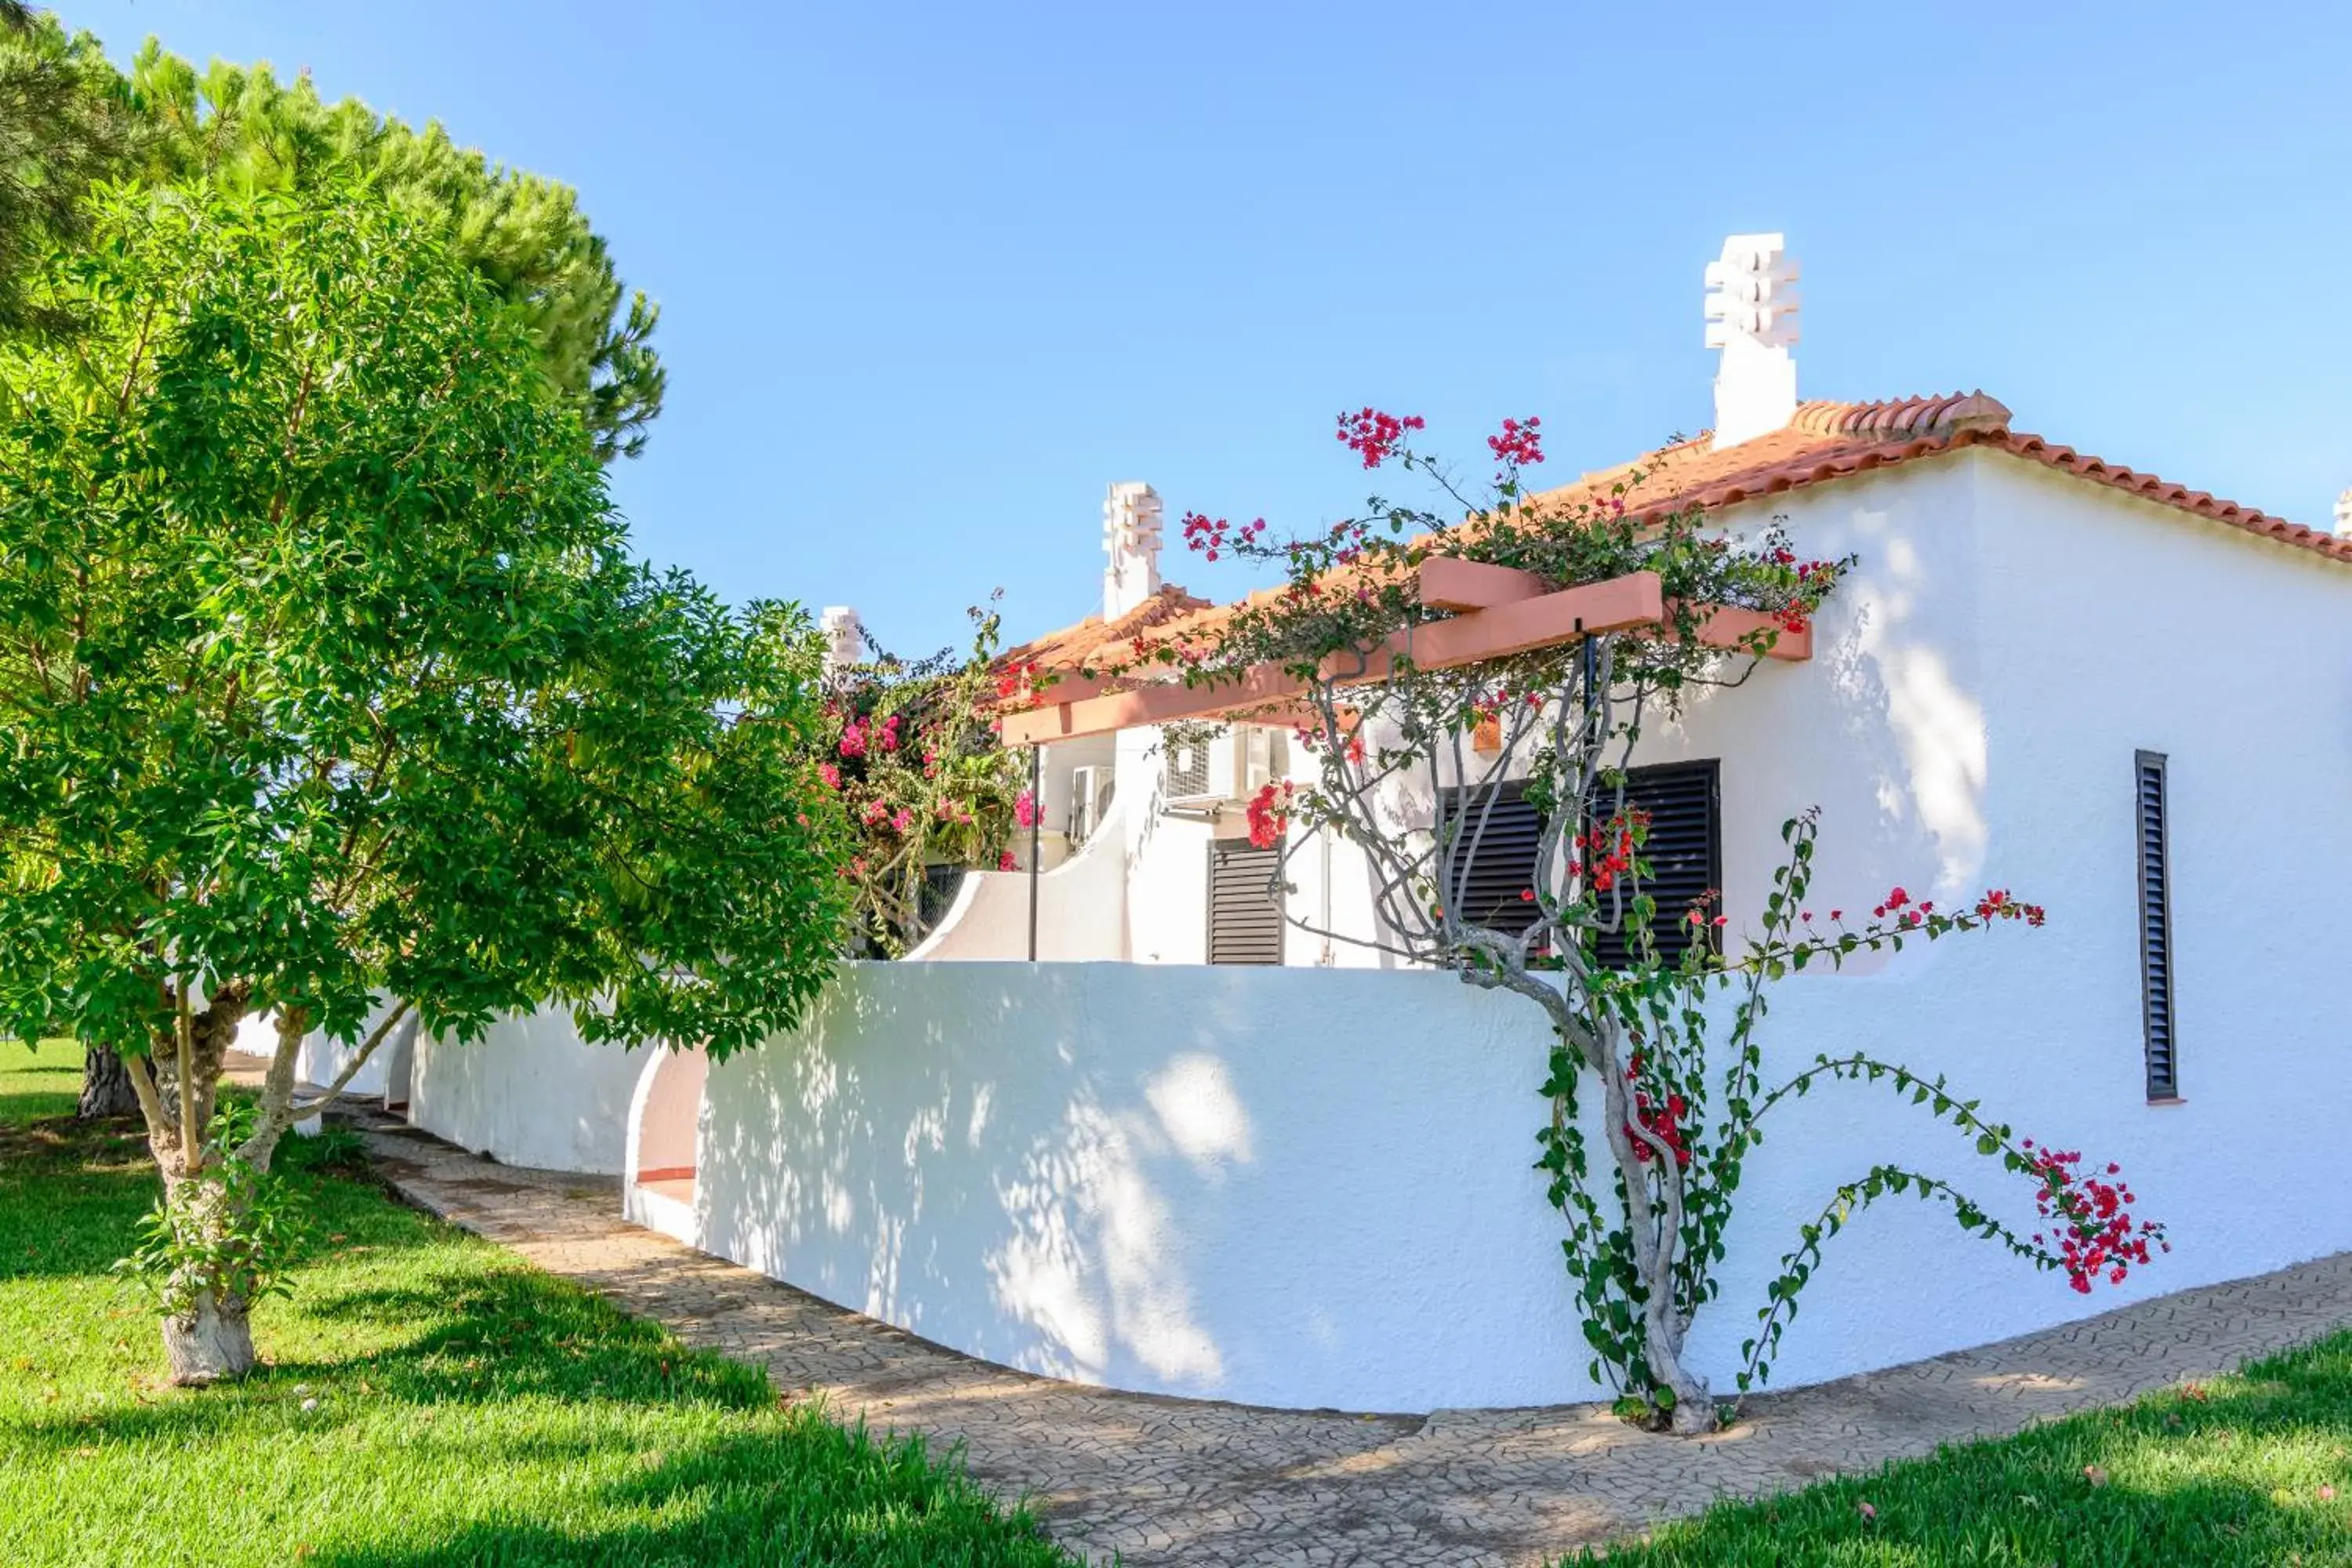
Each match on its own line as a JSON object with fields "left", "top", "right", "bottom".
{"left": 405, "top": 234, "right": 2352, "bottom": 1414}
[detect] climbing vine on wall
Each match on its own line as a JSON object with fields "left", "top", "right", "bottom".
{"left": 818, "top": 602, "right": 1031, "bottom": 957}
{"left": 1075, "top": 410, "right": 2167, "bottom": 1432}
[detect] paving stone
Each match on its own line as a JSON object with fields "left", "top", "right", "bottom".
{"left": 263, "top": 1069, "right": 2352, "bottom": 1568}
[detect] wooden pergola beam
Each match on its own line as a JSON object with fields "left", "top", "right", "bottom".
{"left": 1002, "top": 561, "right": 1811, "bottom": 747}
{"left": 1421, "top": 557, "right": 1813, "bottom": 663}
{"left": 1417, "top": 556, "right": 1552, "bottom": 611}
{"left": 1006, "top": 571, "right": 1664, "bottom": 746}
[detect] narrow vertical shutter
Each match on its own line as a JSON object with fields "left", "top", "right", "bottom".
{"left": 1207, "top": 840, "right": 1284, "bottom": 964}
{"left": 1589, "top": 760, "right": 1722, "bottom": 969}
{"left": 2136, "top": 751, "right": 2178, "bottom": 1100}
{"left": 1437, "top": 783, "right": 1548, "bottom": 935}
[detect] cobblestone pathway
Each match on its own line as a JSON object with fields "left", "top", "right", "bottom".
{"left": 305, "top": 1095, "right": 2352, "bottom": 1567}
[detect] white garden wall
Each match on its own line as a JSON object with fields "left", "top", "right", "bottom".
{"left": 652, "top": 922, "right": 2352, "bottom": 1412}
{"left": 295, "top": 996, "right": 414, "bottom": 1102}
{"left": 409, "top": 1012, "right": 649, "bottom": 1174}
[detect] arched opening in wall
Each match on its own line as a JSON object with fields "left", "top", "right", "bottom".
{"left": 631, "top": 1047, "right": 707, "bottom": 1227}
{"left": 380, "top": 1015, "right": 419, "bottom": 1119}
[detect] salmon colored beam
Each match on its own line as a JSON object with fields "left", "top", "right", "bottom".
{"left": 1000, "top": 563, "right": 1809, "bottom": 747}
{"left": 1420, "top": 557, "right": 1813, "bottom": 665}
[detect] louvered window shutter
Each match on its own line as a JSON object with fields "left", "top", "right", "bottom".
{"left": 2136, "top": 752, "right": 2178, "bottom": 1100}
{"left": 1438, "top": 763, "right": 1722, "bottom": 965}
{"left": 1437, "top": 783, "right": 1548, "bottom": 936}
{"left": 1207, "top": 840, "right": 1284, "bottom": 964}
{"left": 1589, "top": 761, "right": 1722, "bottom": 969}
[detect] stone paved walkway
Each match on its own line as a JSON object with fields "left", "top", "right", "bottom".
{"left": 286, "top": 1086, "right": 2352, "bottom": 1566}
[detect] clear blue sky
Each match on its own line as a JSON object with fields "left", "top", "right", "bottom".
{"left": 57, "top": 2, "right": 2352, "bottom": 653}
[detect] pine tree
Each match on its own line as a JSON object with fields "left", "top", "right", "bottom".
{"left": 125, "top": 45, "right": 666, "bottom": 461}
{"left": 0, "top": 5, "right": 131, "bottom": 338}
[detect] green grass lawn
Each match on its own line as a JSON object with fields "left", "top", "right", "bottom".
{"left": 1567, "top": 1350, "right": 2352, "bottom": 1565}
{"left": 0, "top": 1039, "right": 1080, "bottom": 1568}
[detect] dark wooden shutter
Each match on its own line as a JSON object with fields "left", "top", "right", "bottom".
{"left": 1589, "top": 760, "right": 1721, "bottom": 970}
{"left": 1438, "top": 782, "right": 1548, "bottom": 936}
{"left": 2136, "top": 751, "right": 2178, "bottom": 1100}
{"left": 1207, "top": 840, "right": 1284, "bottom": 964}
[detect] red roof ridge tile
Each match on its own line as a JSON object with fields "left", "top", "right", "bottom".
{"left": 1790, "top": 390, "right": 2013, "bottom": 438}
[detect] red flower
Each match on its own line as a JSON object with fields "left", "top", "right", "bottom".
{"left": 998, "top": 850, "right": 1018, "bottom": 872}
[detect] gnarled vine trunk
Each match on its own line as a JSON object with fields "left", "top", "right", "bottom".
{"left": 162, "top": 1284, "right": 255, "bottom": 1384}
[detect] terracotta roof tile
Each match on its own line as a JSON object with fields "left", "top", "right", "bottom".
{"left": 1003, "top": 583, "right": 1216, "bottom": 673}
{"left": 1007, "top": 393, "right": 2350, "bottom": 673}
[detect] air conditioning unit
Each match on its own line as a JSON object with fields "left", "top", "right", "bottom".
{"left": 1239, "top": 726, "right": 1279, "bottom": 795}
{"left": 1163, "top": 729, "right": 1222, "bottom": 804}
{"left": 1163, "top": 726, "right": 1287, "bottom": 806}
{"left": 1066, "top": 765, "right": 1114, "bottom": 847}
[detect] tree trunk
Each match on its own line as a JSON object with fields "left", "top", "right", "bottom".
{"left": 161, "top": 1289, "right": 255, "bottom": 1384}
{"left": 78, "top": 1042, "right": 140, "bottom": 1119}
{"left": 1654, "top": 1334, "right": 1718, "bottom": 1434}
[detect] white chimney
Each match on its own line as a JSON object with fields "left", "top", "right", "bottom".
{"left": 1704, "top": 233, "right": 1802, "bottom": 448}
{"left": 1102, "top": 481, "right": 1163, "bottom": 619}
{"left": 819, "top": 605, "right": 864, "bottom": 673}
{"left": 2336, "top": 488, "right": 2352, "bottom": 537}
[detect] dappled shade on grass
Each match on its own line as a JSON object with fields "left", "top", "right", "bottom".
{"left": 0, "top": 1042, "right": 1076, "bottom": 1567}
{"left": 1570, "top": 1341, "right": 2352, "bottom": 1565}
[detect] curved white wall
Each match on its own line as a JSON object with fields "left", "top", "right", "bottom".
{"left": 409, "top": 1012, "right": 649, "bottom": 1174}
{"left": 909, "top": 795, "right": 1131, "bottom": 961}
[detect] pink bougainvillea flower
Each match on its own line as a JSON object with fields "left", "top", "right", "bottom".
{"left": 1335, "top": 407, "right": 1425, "bottom": 469}
{"left": 1244, "top": 780, "right": 1293, "bottom": 849}
{"left": 997, "top": 850, "right": 1018, "bottom": 872}
{"left": 1486, "top": 414, "right": 1544, "bottom": 470}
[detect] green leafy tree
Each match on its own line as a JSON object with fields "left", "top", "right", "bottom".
{"left": 0, "top": 181, "right": 846, "bottom": 1382}
{"left": 45, "top": 33, "right": 671, "bottom": 1116}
